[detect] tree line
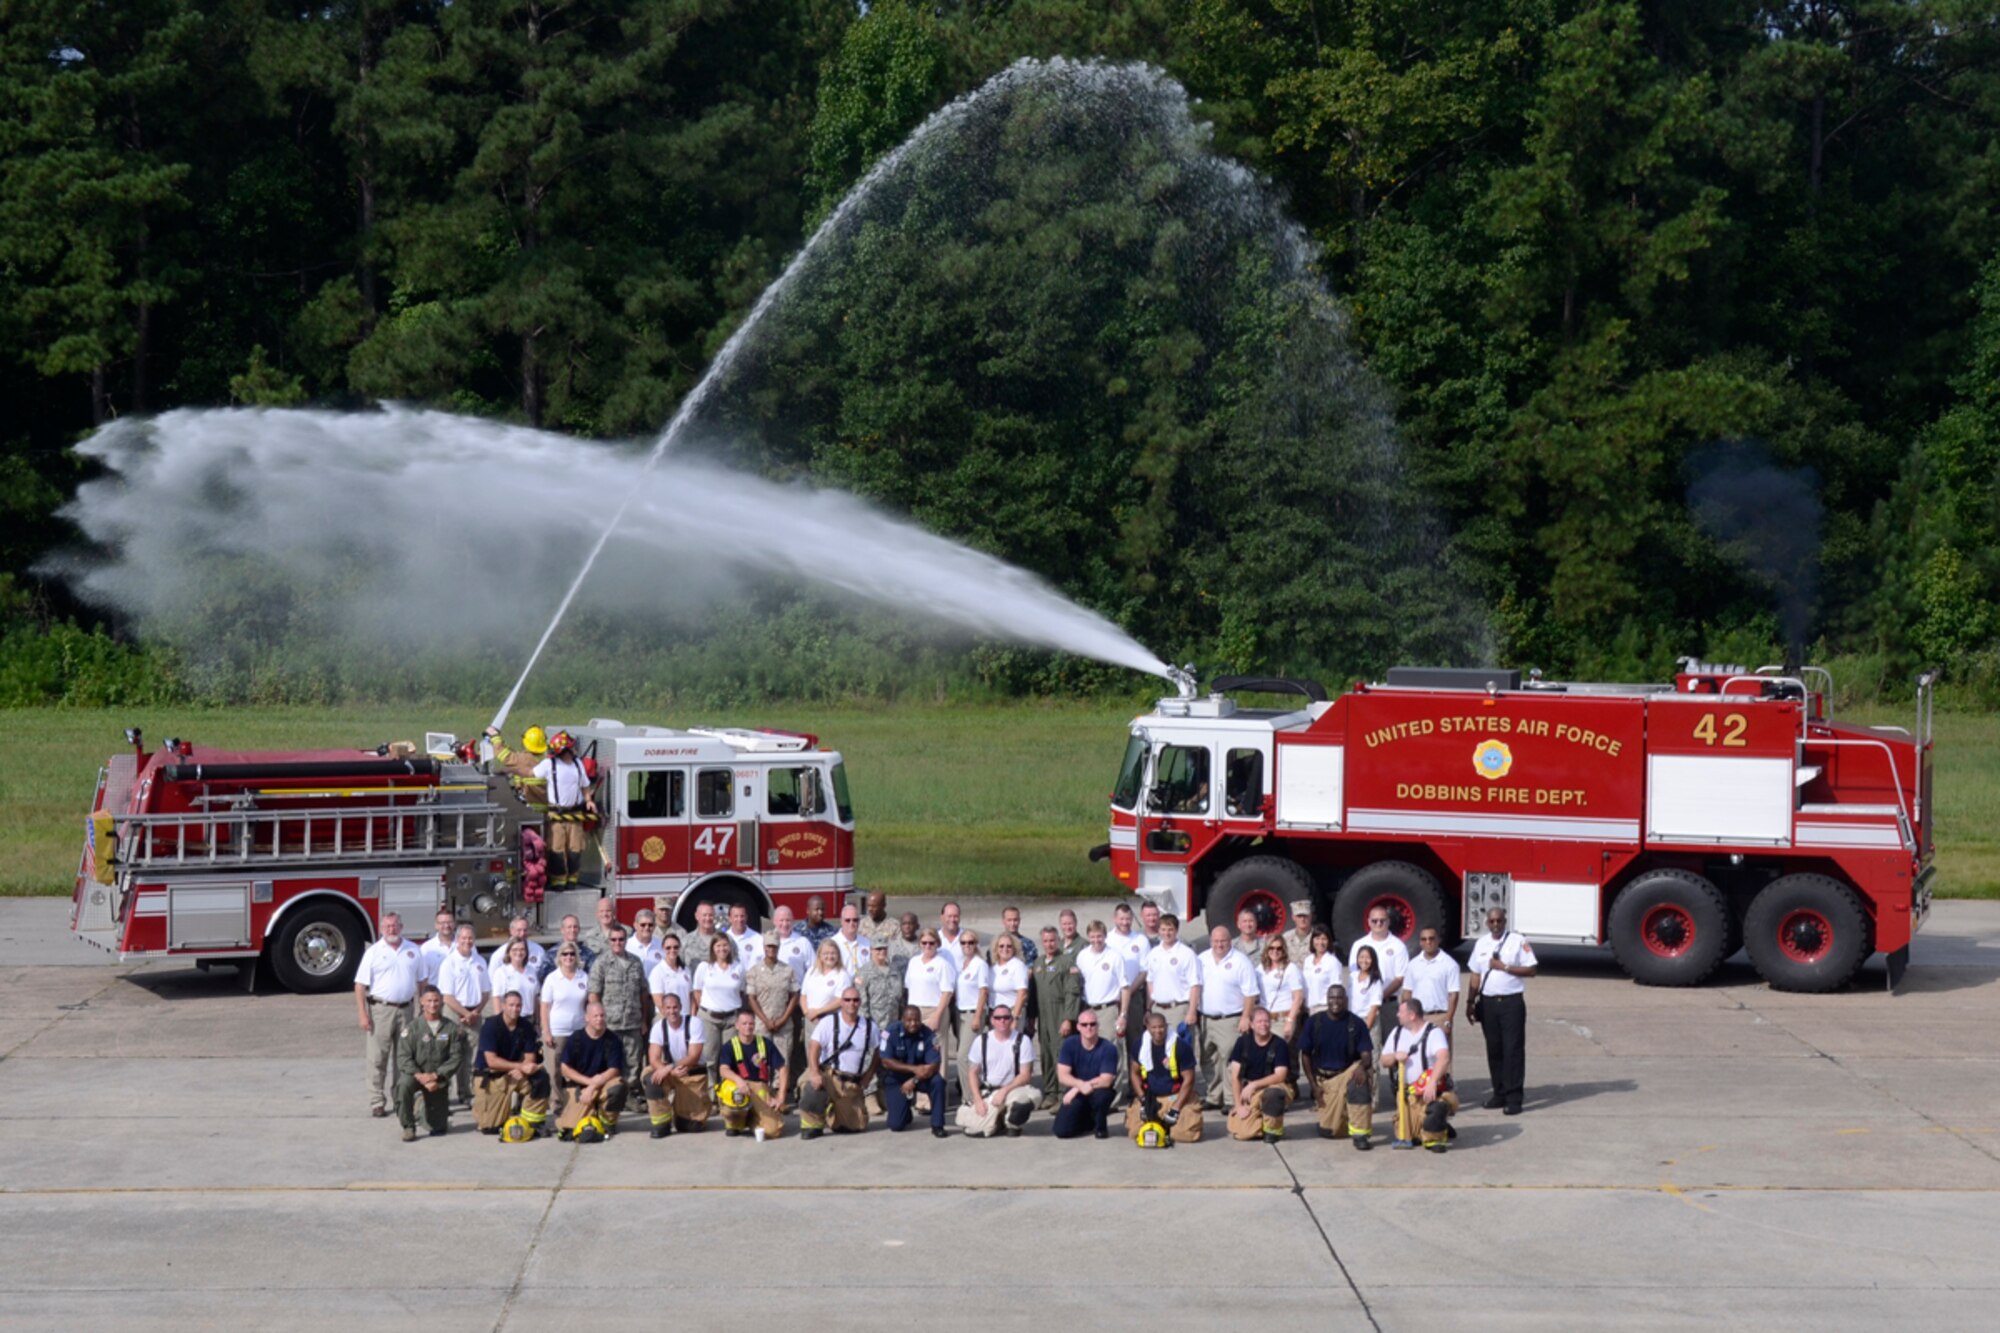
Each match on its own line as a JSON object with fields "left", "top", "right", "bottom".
{"left": 3, "top": 1, "right": 1996, "bottom": 706}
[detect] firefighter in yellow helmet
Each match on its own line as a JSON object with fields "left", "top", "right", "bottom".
{"left": 532, "top": 730, "right": 597, "bottom": 889}
{"left": 485, "top": 724, "right": 550, "bottom": 811}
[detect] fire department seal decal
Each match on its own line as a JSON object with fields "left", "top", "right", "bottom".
{"left": 641, "top": 836, "right": 666, "bottom": 862}
{"left": 1472, "top": 739, "right": 1514, "bottom": 780}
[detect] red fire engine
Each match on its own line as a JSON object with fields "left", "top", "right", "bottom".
{"left": 1097, "top": 660, "right": 1936, "bottom": 992}
{"left": 72, "top": 719, "right": 856, "bottom": 993}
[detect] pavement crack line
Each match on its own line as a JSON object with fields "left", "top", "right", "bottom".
{"left": 491, "top": 1142, "right": 579, "bottom": 1333}
{"left": 1271, "top": 1140, "right": 1381, "bottom": 1332}
{"left": 0, "top": 972, "right": 126, "bottom": 1062}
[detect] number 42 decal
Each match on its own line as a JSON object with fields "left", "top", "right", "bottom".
{"left": 693, "top": 826, "right": 736, "bottom": 857}
{"left": 1692, "top": 713, "right": 1748, "bottom": 747}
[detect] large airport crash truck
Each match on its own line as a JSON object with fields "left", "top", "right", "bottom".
{"left": 1098, "top": 660, "right": 1936, "bottom": 992}
{"left": 72, "top": 720, "right": 856, "bottom": 992}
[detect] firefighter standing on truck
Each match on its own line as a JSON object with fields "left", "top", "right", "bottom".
{"left": 485, "top": 725, "right": 550, "bottom": 806}
{"left": 534, "top": 731, "right": 597, "bottom": 890}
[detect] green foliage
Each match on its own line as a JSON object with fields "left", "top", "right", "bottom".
{"left": 1, "top": 0, "right": 1997, "bottom": 699}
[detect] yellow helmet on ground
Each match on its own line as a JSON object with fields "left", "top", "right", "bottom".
{"left": 523, "top": 726, "right": 548, "bottom": 755}
{"left": 717, "top": 1079, "right": 749, "bottom": 1110}
{"left": 500, "top": 1116, "right": 535, "bottom": 1143}
{"left": 574, "top": 1114, "right": 607, "bottom": 1144}
{"left": 1135, "top": 1121, "right": 1173, "bottom": 1149}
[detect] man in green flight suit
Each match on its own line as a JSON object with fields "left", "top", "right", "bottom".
{"left": 1030, "top": 925, "right": 1081, "bottom": 1110}
{"left": 397, "top": 987, "right": 463, "bottom": 1142}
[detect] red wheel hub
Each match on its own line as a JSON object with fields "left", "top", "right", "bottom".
{"left": 1776, "top": 908, "right": 1834, "bottom": 964}
{"left": 1366, "top": 894, "right": 1417, "bottom": 942}
{"left": 1239, "top": 889, "right": 1285, "bottom": 935}
{"left": 1640, "top": 903, "right": 1696, "bottom": 958}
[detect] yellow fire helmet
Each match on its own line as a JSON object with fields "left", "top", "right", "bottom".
{"left": 574, "top": 1114, "right": 607, "bottom": 1144}
{"left": 717, "top": 1079, "right": 749, "bottom": 1110}
{"left": 500, "top": 1116, "right": 535, "bottom": 1144}
{"left": 1135, "top": 1121, "right": 1173, "bottom": 1149}
{"left": 523, "top": 726, "right": 549, "bottom": 755}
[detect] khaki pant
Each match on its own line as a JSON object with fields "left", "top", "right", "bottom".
{"left": 1227, "top": 1087, "right": 1291, "bottom": 1140}
{"left": 936, "top": 1010, "right": 959, "bottom": 1098}
{"left": 720, "top": 1080, "right": 786, "bottom": 1137}
{"left": 699, "top": 1010, "right": 737, "bottom": 1079}
{"left": 1198, "top": 1013, "right": 1243, "bottom": 1109}
{"left": 1149, "top": 1000, "right": 1189, "bottom": 1033}
{"left": 557, "top": 1077, "right": 626, "bottom": 1134}
{"left": 1310, "top": 1061, "right": 1374, "bottom": 1139}
{"left": 364, "top": 1000, "right": 410, "bottom": 1111}
{"left": 451, "top": 1015, "right": 480, "bottom": 1099}
{"left": 642, "top": 1068, "right": 711, "bottom": 1127}
{"left": 1124, "top": 1101, "right": 1204, "bottom": 1143}
{"left": 799, "top": 1072, "right": 869, "bottom": 1132}
{"left": 547, "top": 819, "right": 587, "bottom": 854}
{"left": 955, "top": 1085, "right": 1039, "bottom": 1137}
{"left": 1395, "top": 1079, "right": 1460, "bottom": 1148}
{"left": 474, "top": 1070, "right": 551, "bottom": 1132}
{"left": 611, "top": 1028, "right": 646, "bottom": 1109}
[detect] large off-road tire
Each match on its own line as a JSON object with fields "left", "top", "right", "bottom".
{"left": 269, "top": 900, "right": 366, "bottom": 994}
{"left": 674, "top": 878, "right": 765, "bottom": 935}
{"left": 1743, "top": 874, "right": 1871, "bottom": 993}
{"left": 1203, "top": 856, "right": 1317, "bottom": 937}
{"left": 1332, "top": 861, "right": 1447, "bottom": 951}
{"left": 1608, "top": 868, "right": 1732, "bottom": 987}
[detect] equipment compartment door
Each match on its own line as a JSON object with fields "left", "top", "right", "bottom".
{"left": 621, "top": 767, "right": 691, "bottom": 883}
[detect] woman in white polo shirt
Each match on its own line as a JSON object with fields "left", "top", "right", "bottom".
{"left": 692, "top": 934, "right": 747, "bottom": 1075}
{"left": 537, "top": 942, "right": 589, "bottom": 1114}
{"left": 489, "top": 937, "right": 542, "bottom": 1020}
{"left": 800, "top": 939, "right": 854, "bottom": 1029}
{"left": 1348, "top": 944, "right": 1385, "bottom": 1032}
{"left": 989, "top": 932, "right": 1029, "bottom": 1015}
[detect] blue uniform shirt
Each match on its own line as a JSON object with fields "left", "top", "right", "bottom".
{"left": 560, "top": 1028, "right": 626, "bottom": 1078}
{"left": 477, "top": 1014, "right": 541, "bottom": 1074}
{"left": 1300, "top": 1010, "right": 1373, "bottom": 1073}
{"left": 881, "top": 1024, "right": 940, "bottom": 1071}
{"left": 1059, "top": 1034, "right": 1122, "bottom": 1082}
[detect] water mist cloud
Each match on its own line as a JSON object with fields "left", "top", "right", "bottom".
{"left": 55, "top": 406, "right": 1171, "bottom": 680}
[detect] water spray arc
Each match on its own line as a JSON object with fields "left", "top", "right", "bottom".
{"left": 487, "top": 59, "right": 1180, "bottom": 734}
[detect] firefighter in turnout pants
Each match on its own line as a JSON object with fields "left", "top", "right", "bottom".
{"left": 533, "top": 730, "right": 597, "bottom": 889}
{"left": 1383, "top": 994, "right": 1458, "bottom": 1151}
{"left": 799, "top": 987, "right": 878, "bottom": 1139}
{"left": 1298, "top": 984, "right": 1374, "bottom": 1149}
{"left": 473, "top": 991, "right": 550, "bottom": 1137}
{"left": 485, "top": 725, "right": 549, "bottom": 808}
{"left": 1126, "top": 1011, "right": 1202, "bottom": 1144}
{"left": 641, "top": 994, "right": 709, "bottom": 1136}
{"left": 717, "top": 1010, "right": 790, "bottom": 1139}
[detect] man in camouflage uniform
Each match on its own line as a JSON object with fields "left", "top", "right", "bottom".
{"left": 587, "top": 925, "right": 649, "bottom": 1114}
{"left": 1030, "top": 926, "right": 1081, "bottom": 1110}
{"left": 1283, "top": 900, "right": 1317, "bottom": 970}
{"left": 886, "top": 913, "right": 923, "bottom": 979}
{"left": 862, "top": 891, "right": 898, "bottom": 953}
{"left": 856, "top": 945, "right": 904, "bottom": 1112}
{"left": 396, "top": 988, "right": 463, "bottom": 1141}
{"left": 745, "top": 929, "right": 801, "bottom": 1107}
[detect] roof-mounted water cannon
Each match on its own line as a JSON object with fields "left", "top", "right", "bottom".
{"left": 1165, "top": 663, "right": 1200, "bottom": 701}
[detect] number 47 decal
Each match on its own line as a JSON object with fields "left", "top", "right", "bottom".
{"left": 693, "top": 826, "right": 736, "bottom": 857}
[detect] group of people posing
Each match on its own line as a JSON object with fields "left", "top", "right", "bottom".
{"left": 352, "top": 891, "right": 1536, "bottom": 1153}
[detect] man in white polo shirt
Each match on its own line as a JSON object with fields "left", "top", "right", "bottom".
{"left": 436, "top": 924, "right": 491, "bottom": 1107}
{"left": 957, "top": 1004, "right": 1038, "bottom": 1137}
{"left": 1106, "top": 903, "right": 1151, "bottom": 1040}
{"left": 1403, "top": 927, "right": 1461, "bottom": 1036}
{"left": 418, "top": 908, "right": 458, "bottom": 988}
{"left": 1349, "top": 905, "right": 1411, "bottom": 1109}
{"left": 1189, "top": 924, "right": 1256, "bottom": 1111}
{"left": 353, "top": 912, "right": 423, "bottom": 1118}
{"left": 1141, "top": 914, "right": 1198, "bottom": 1034}
{"left": 772, "top": 905, "right": 816, "bottom": 983}
{"left": 725, "top": 902, "right": 762, "bottom": 963}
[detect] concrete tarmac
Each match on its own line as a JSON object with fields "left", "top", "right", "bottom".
{"left": 2, "top": 897, "right": 1998, "bottom": 1331}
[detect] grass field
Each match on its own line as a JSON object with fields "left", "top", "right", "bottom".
{"left": 8, "top": 700, "right": 1996, "bottom": 899}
